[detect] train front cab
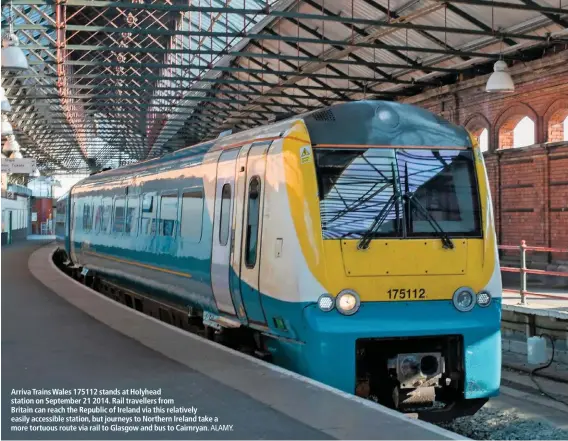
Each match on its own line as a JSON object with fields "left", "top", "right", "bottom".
{"left": 280, "top": 102, "right": 502, "bottom": 421}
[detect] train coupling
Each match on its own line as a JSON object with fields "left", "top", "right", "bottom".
{"left": 387, "top": 352, "right": 445, "bottom": 389}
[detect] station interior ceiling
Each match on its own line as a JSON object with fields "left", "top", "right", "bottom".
{"left": 1, "top": 0, "right": 567, "bottom": 176}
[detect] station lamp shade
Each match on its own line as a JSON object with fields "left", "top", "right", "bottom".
{"left": 1, "top": 116, "right": 13, "bottom": 136}
{"left": 1, "top": 32, "right": 29, "bottom": 72}
{"left": 9, "top": 150, "right": 23, "bottom": 159}
{"left": 486, "top": 60, "right": 515, "bottom": 93}
{"left": 0, "top": 87, "right": 11, "bottom": 112}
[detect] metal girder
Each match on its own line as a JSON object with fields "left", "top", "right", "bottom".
{"left": 10, "top": 0, "right": 568, "bottom": 17}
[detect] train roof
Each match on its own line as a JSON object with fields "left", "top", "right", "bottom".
{"left": 73, "top": 100, "right": 471, "bottom": 190}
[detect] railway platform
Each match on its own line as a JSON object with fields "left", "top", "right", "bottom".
{"left": 1, "top": 240, "right": 463, "bottom": 440}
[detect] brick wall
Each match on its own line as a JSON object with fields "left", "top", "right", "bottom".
{"left": 400, "top": 51, "right": 568, "bottom": 260}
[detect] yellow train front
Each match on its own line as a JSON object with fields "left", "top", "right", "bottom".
{"left": 265, "top": 101, "right": 501, "bottom": 422}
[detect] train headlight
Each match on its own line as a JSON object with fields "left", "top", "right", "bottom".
{"left": 477, "top": 291, "right": 492, "bottom": 307}
{"left": 317, "top": 294, "right": 335, "bottom": 312}
{"left": 452, "top": 287, "right": 475, "bottom": 312}
{"left": 336, "top": 289, "right": 360, "bottom": 315}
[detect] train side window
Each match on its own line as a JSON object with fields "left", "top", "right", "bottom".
{"left": 180, "top": 188, "right": 203, "bottom": 242}
{"left": 82, "top": 203, "right": 92, "bottom": 232}
{"left": 141, "top": 193, "right": 156, "bottom": 235}
{"left": 245, "top": 176, "right": 261, "bottom": 268}
{"left": 100, "top": 197, "right": 112, "bottom": 234}
{"left": 113, "top": 197, "right": 125, "bottom": 234}
{"left": 125, "top": 196, "right": 139, "bottom": 235}
{"left": 94, "top": 204, "right": 102, "bottom": 232}
{"left": 219, "top": 184, "right": 231, "bottom": 246}
{"left": 159, "top": 193, "right": 178, "bottom": 237}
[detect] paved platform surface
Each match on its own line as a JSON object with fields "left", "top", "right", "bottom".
{"left": 1, "top": 240, "right": 462, "bottom": 440}
{"left": 502, "top": 289, "right": 568, "bottom": 318}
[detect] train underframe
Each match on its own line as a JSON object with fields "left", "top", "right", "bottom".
{"left": 354, "top": 336, "right": 487, "bottom": 422}
{"left": 54, "top": 248, "right": 490, "bottom": 423}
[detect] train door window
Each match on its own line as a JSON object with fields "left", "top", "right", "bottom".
{"left": 219, "top": 184, "right": 231, "bottom": 246}
{"left": 141, "top": 193, "right": 156, "bottom": 235}
{"left": 113, "top": 197, "right": 126, "bottom": 234}
{"left": 245, "top": 176, "right": 261, "bottom": 268}
{"left": 159, "top": 193, "right": 178, "bottom": 237}
{"left": 100, "top": 197, "right": 112, "bottom": 234}
{"left": 125, "top": 196, "right": 139, "bottom": 235}
{"left": 180, "top": 188, "right": 203, "bottom": 242}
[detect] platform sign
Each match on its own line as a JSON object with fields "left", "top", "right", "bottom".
{"left": 1, "top": 158, "right": 37, "bottom": 174}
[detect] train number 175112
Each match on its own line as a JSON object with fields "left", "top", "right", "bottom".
{"left": 387, "top": 288, "right": 426, "bottom": 300}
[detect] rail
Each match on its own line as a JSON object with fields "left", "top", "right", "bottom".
{"left": 499, "top": 241, "right": 568, "bottom": 305}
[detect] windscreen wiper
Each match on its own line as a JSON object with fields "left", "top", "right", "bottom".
{"left": 403, "top": 192, "right": 455, "bottom": 250}
{"left": 357, "top": 164, "right": 401, "bottom": 250}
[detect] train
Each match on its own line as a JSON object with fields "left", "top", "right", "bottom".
{"left": 54, "top": 100, "right": 502, "bottom": 421}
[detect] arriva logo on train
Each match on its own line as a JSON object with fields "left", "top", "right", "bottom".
{"left": 300, "top": 146, "right": 312, "bottom": 164}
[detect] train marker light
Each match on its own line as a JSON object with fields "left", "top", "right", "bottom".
{"left": 336, "top": 289, "right": 360, "bottom": 315}
{"left": 476, "top": 291, "right": 492, "bottom": 307}
{"left": 452, "top": 287, "right": 476, "bottom": 312}
{"left": 318, "top": 294, "right": 335, "bottom": 312}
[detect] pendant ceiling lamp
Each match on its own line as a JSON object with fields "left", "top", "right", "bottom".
{"left": 1, "top": 116, "right": 13, "bottom": 136}
{"left": 1, "top": 1, "right": 29, "bottom": 73}
{"left": 9, "top": 150, "right": 23, "bottom": 159}
{"left": 486, "top": 59, "right": 515, "bottom": 93}
{"left": 0, "top": 87, "right": 11, "bottom": 112}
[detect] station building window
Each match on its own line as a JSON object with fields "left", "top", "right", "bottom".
{"left": 499, "top": 115, "right": 536, "bottom": 149}
{"left": 547, "top": 109, "right": 568, "bottom": 143}
{"left": 180, "top": 188, "right": 204, "bottom": 242}
{"left": 513, "top": 116, "right": 535, "bottom": 147}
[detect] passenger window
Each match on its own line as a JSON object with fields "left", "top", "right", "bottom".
{"left": 125, "top": 196, "right": 139, "bottom": 235}
{"left": 141, "top": 193, "right": 156, "bottom": 235}
{"left": 245, "top": 177, "right": 261, "bottom": 268}
{"left": 100, "top": 197, "right": 112, "bottom": 233}
{"left": 180, "top": 188, "right": 204, "bottom": 242}
{"left": 219, "top": 184, "right": 231, "bottom": 246}
{"left": 94, "top": 204, "right": 102, "bottom": 232}
{"left": 82, "top": 203, "right": 92, "bottom": 232}
{"left": 113, "top": 197, "right": 125, "bottom": 233}
{"left": 159, "top": 193, "right": 178, "bottom": 237}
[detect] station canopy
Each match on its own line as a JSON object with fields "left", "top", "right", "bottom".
{"left": 1, "top": 0, "right": 567, "bottom": 175}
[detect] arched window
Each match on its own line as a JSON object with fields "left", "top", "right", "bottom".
{"left": 478, "top": 128, "right": 489, "bottom": 152}
{"left": 513, "top": 116, "right": 535, "bottom": 148}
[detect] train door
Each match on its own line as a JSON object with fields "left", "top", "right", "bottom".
{"left": 230, "top": 140, "right": 271, "bottom": 326}
{"left": 211, "top": 148, "right": 239, "bottom": 316}
{"left": 69, "top": 200, "right": 78, "bottom": 263}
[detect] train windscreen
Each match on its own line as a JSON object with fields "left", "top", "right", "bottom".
{"left": 313, "top": 148, "right": 482, "bottom": 240}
